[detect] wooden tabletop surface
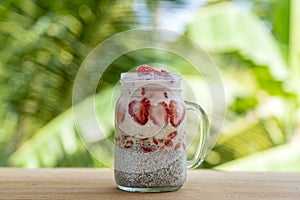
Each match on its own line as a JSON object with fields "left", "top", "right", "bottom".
{"left": 0, "top": 168, "right": 299, "bottom": 200}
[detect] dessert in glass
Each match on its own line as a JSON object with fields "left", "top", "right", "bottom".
{"left": 114, "top": 65, "right": 208, "bottom": 192}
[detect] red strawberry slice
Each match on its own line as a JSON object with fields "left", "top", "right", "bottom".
{"left": 168, "top": 131, "right": 178, "bottom": 139}
{"left": 149, "top": 101, "right": 168, "bottom": 127}
{"left": 141, "top": 87, "right": 145, "bottom": 95}
{"left": 158, "top": 146, "right": 165, "bottom": 152}
{"left": 136, "top": 65, "right": 159, "bottom": 73}
{"left": 139, "top": 137, "right": 149, "bottom": 142}
{"left": 153, "top": 137, "right": 159, "bottom": 145}
{"left": 141, "top": 146, "right": 152, "bottom": 153}
{"left": 116, "top": 102, "right": 126, "bottom": 124}
{"left": 169, "top": 100, "right": 186, "bottom": 127}
{"left": 164, "top": 139, "right": 173, "bottom": 147}
{"left": 128, "top": 98, "right": 150, "bottom": 125}
{"left": 174, "top": 142, "right": 181, "bottom": 151}
{"left": 124, "top": 140, "right": 134, "bottom": 148}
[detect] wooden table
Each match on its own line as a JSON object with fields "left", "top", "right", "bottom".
{"left": 0, "top": 168, "right": 299, "bottom": 200}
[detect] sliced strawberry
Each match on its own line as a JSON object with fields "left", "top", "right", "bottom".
{"left": 168, "top": 131, "right": 178, "bottom": 140}
{"left": 169, "top": 100, "right": 186, "bottom": 127}
{"left": 164, "top": 139, "right": 173, "bottom": 147}
{"left": 149, "top": 101, "right": 168, "bottom": 127}
{"left": 158, "top": 146, "right": 165, "bottom": 152}
{"left": 141, "top": 87, "right": 145, "bottom": 95}
{"left": 141, "top": 146, "right": 152, "bottom": 153}
{"left": 136, "top": 65, "right": 159, "bottom": 73}
{"left": 153, "top": 137, "right": 159, "bottom": 145}
{"left": 116, "top": 102, "right": 126, "bottom": 124}
{"left": 174, "top": 142, "right": 181, "bottom": 151}
{"left": 124, "top": 140, "right": 134, "bottom": 148}
{"left": 139, "top": 137, "right": 148, "bottom": 142}
{"left": 128, "top": 98, "right": 150, "bottom": 125}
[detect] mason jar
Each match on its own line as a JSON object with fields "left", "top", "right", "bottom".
{"left": 114, "top": 69, "right": 209, "bottom": 192}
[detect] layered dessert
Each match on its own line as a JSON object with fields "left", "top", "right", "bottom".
{"left": 114, "top": 65, "right": 187, "bottom": 192}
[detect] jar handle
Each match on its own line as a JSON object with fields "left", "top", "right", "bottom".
{"left": 185, "top": 101, "right": 209, "bottom": 169}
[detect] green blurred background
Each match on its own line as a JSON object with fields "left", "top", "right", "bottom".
{"left": 0, "top": 0, "right": 299, "bottom": 171}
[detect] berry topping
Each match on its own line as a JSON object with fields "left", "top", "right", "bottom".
{"left": 153, "top": 137, "right": 159, "bottom": 145}
{"left": 116, "top": 102, "right": 126, "bottom": 124}
{"left": 164, "top": 139, "right": 173, "bottom": 147}
{"left": 136, "top": 65, "right": 159, "bottom": 73}
{"left": 168, "top": 131, "right": 178, "bottom": 139}
{"left": 139, "top": 137, "right": 148, "bottom": 142}
{"left": 141, "top": 87, "right": 145, "bottom": 95}
{"left": 169, "top": 100, "right": 186, "bottom": 127}
{"left": 174, "top": 142, "right": 181, "bottom": 151}
{"left": 141, "top": 146, "right": 152, "bottom": 153}
{"left": 158, "top": 146, "right": 165, "bottom": 152}
{"left": 124, "top": 140, "right": 134, "bottom": 148}
{"left": 128, "top": 98, "right": 150, "bottom": 125}
{"left": 149, "top": 101, "right": 168, "bottom": 127}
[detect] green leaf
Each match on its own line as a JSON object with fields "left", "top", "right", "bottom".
{"left": 9, "top": 87, "right": 115, "bottom": 167}
{"left": 202, "top": 113, "right": 285, "bottom": 168}
{"left": 186, "top": 2, "right": 288, "bottom": 80}
{"left": 289, "top": 0, "right": 300, "bottom": 97}
{"left": 214, "top": 142, "right": 300, "bottom": 171}
{"left": 8, "top": 107, "right": 77, "bottom": 167}
{"left": 268, "top": 0, "right": 290, "bottom": 45}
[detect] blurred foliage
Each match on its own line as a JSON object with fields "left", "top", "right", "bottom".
{"left": 186, "top": 0, "right": 300, "bottom": 170}
{"left": 1, "top": 0, "right": 300, "bottom": 171}
{"left": 0, "top": 0, "right": 137, "bottom": 166}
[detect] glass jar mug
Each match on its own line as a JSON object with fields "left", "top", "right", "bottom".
{"left": 114, "top": 66, "right": 209, "bottom": 192}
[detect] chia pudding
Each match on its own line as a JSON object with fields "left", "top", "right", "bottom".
{"left": 114, "top": 65, "right": 187, "bottom": 192}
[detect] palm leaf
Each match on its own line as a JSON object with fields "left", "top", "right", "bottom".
{"left": 8, "top": 107, "right": 76, "bottom": 167}
{"left": 202, "top": 113, "right": 285, "bottom": 168}
{"left": 186, "top": 2, "right": 288, "bottom": 80}
{"left": 184, "top": 1, "right": 298, "bottom": 170}
{"left": 215, "top": 142, "right": 300, "bottom": 171}
{"left": 9, "top": 87, "right": 115, "bottom": 167}
{"left": 0, "top": 0, "right": 137, "bottom": 166}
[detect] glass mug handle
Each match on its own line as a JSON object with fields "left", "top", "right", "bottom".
{"left": 185, "top": 101, "right": 209, "bottom": 169}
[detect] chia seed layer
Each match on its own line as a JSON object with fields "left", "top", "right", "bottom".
{"left": 114, "top": 148, "right": 186, "bottom": 188}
